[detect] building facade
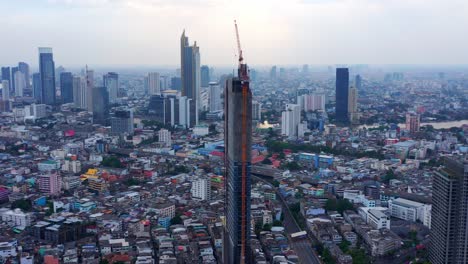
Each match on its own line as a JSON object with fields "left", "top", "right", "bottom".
{"left": 104, "top": 72, "right": 119, "bottom": 103}
{"left": 224, "top": 76, "right": 252, "bottom": 264}
{"left": 60, "top": 72, "right": 73, "bottom": 104}
{"left": 38, "top": 48, "right": 56, "bottom": 105}
{"left": 92, "top": 87, "right": 110, "bottom": 126}
{"left": 335, "top": 68, "right": 349, "bottom": 123}
{"left": 429, "top": 157, "right": 468, "bottom": 264}
{"left": 180, "top": 31, "right": 200, "bottom": 127}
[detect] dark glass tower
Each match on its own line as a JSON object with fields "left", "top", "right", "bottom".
{"left": 11, "top": 67, "right": 18, "bottom": 94}
{"left": 224, "top": 76, "right": 252, "bottom": 264}
{"left": 60, "top": 72, "right": 73, "bottom": 104}
{"left": 429, "top": 156, "right": 468, "bottom": 264}
{"left": 180, "top": 30, "right": 199, "bottom": 127}
{"left": 39, "top": 47, "right": 56, "bottom": 105}
{"left": 201, "top": 65, "right": 210, "bottom": 87}
{"left": 92, "top": 87, "right": 110, "bottom": 126}
{"left": 335, "top": 68, "right": 349, "bottom": 123}
{"left": 33, "top": 73, "right": 41, "bottom": 102}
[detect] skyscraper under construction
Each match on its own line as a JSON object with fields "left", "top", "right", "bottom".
{"left": 224, "top": 21, "right": 252, "bottom": 264}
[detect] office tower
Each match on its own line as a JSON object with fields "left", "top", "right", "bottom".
{"left": 191, "top": 178, "right": 211, "bottom": 201}
{"left": 2, "top": 80, "right": 10, "bottom": 101}
{"left": 201, "top": 65, "right": 210, "bottom": 87}
{"left": 405, "top": 112, "right": 420, "bottom": 133}
{"left": 13, "top": 70, "right": 26, "bottom": 97}
{"left": 11, "top": 67, "right": 18, "bottom": 94}
{"left": 158, "top": 128, "right": 172, "bottom": 147}
{"left": 270, "top": 66, "right": 277, "bottom": 79}
{"left": 355, "top": 74, "right": 362, "bottom": 90}
{"left": 224, "top": 75, "right": 252, "bottom": 264}
{"left": 38, "top": 172, "right": 62, "bottom": 195}
{"left": 1, "top": 67, "right": 10, "bottom": 84}
{"left": 55, "top": 66, "right": 65, "bottom": 86}
{"left": 38, "top": 48, "right": 56, "bottom": 105}
{"left": 60, "top": 72, "right": 73, "bottom": 104}
{"left": 171, "top": 77, "right": 182, "bottom": 90}
{"left": 335, "top": 68, "right": 349, "bottom": 123}
{"left": 111, "top": 108, "right": 134, "bottom": 135}
{"left": 32, "top": 73, "right": 41, "bottom": 102}
{"left": 180, "top": 30, "right": 200, "bottom": 127}
{"left": 72, "top": 76, "right": 87, "bottom": 109}
{"left": 86, "top": 68, "right": 94, "bottom": 111}
{"left": 147, "top": 72, "right": 161, "bottom": 95}
{"left": 148, "top": 95, "right": 166, "bottom": 123}
{"left": 92, "top": 87, "right": 109, "bottom": 126}
{"left": 104, "top": 72, "right": 119, "bottom": 103}
{"left": 209, "top": 82, "right": 221, "bottom": 113}
{"left": 160, "top": 75, "right": 170, "bottom": 91}
{"left": 72, "top": 76, "right": 84, "bottom": 108}
{"left": 281, "top": 104, "right": 301, "bottom": 138}
{"left": 429, "top": 156, "right": 468, "bottom": 264}
{"left": 18, "top": 62, "right": 30, "bottom": 89}
{"left": 348, "top": 86, "right": 358, "bottom": 124}
{"left": 300, "top": 93, "right": 325, "bottom": 111}
{"left": 252, "top": 100, "right": 262, "bottom": 121}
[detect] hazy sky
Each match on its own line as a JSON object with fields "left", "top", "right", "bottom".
{"left": 1, "top": 0, "right": 468, "bottom": 67}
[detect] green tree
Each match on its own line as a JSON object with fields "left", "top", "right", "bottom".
{"left": 101, "top": 156, "right": 124, "bottom": 168}
{"left": 262, "top": 223, "right": 272, "bottom": 231}
{"left": 322, "top": 248, "right": 336, "bottom": 264}
{"left": 170, "top": 214, "right": 182, "bottom": 225}
{"left": 272, "top": 180, "right": 280, "bottom": 187}
{"left": 11, "top": 199, "right": 32, "bottom": 211}
{"left": 272, "top": 220, "right": 283, "bottom": 226}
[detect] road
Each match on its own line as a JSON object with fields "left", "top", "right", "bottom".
{"left": 254, "top": 176, "right": 321, "bottom": 264}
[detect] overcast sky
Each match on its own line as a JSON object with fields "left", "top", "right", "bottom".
{"left": 1, "top": 0, "right": 468, "bottom": 67}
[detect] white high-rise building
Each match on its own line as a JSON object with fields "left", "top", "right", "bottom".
{"left": 281, "top": 104, "right": 301, "bottom": 138}
{"left": 1, "top": 80, "right": 10, "bottom": 101}
{"left": 14, "top": 71, "right": 26, "bottom": 97}
{"left": 252, "top": 101, "right": 262, "bottom": 121}
{"left": 209, "top": 82, "right": 221, "bottom": 113}
{"left": 348, "top": 87, "right": 359, "bottom": 124}
{"left": 0, "top": 209, "right": 32, "bottom": 228}
{"left": 158, "top": 129, "right": 171, "bottom": 147}
{"left": 191, "top": 178, "right": 211, "bottom": 201}
{"left": 24, "top": 104, "right": 47, "bottom": 121}
{"left": 72, "top": 76, "right": 85, "bottom": 109}
{"left": 299, "top": 94, "right": 325, "bottom": 111}
{"left": 148, "top": 72, "right": 161, "bottom": 95}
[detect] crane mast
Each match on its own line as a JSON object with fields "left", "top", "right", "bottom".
{"left": 234, "top": 20, "right": 249, "bottom": 82}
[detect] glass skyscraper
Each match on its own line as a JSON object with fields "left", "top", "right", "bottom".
{"left": 201, "top": 65, "right": 210, "bottom": 87}
{"left": 104, "top": 72, "right": 119, "bottom": 103}
{"left": 39, "top": 47, "right": 56, "bottom": 105}
{"left": 60, "top": 72, "right": 73, "bottom": 104}
{"left": 32, "top": 73, "right": 42, "bottom": 102}
{"left": 335, "top": 68, "right": 349, "bottom": 123}
{"left": 92, "top": 86, "right": 110, "bottom": 126}
{"left": 180, "top": 30, "right": 200, "bottom": 127}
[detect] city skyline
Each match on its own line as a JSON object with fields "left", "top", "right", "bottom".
{"left": 1, "top": 0, "right": 468, "bottom": 66}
